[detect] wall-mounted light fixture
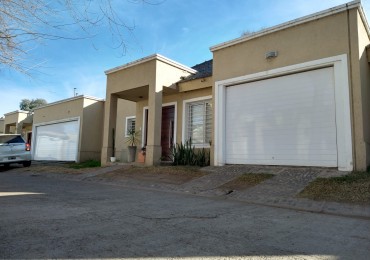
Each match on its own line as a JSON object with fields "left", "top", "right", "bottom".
{"left": 265, "top": 51, "right": 278, "bottom": 59}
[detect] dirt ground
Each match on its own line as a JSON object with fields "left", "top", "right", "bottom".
{"left": 14, "top": 163, "right": 94, "bottom": 174}
{"left": 100, "top": 165, "right": 206, "bottom": 185}
{"left": 219, "top": 173, "right": 274, "bottom": 191}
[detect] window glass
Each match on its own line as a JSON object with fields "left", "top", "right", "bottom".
{"left": 125, "top": 117, "right": 136, "bottom": 136}
{"left": 186, "top": 99, "right": 212, "bottom": 145}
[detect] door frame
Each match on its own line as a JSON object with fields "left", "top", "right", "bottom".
{"left": 214, "top": 54, "right": 353, "bottom": 171}
{"left": 142, "top": 102, "right": 177, "bottom": 149}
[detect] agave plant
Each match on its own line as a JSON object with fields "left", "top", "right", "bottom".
{"left": 171, "top": 138, "right": 210, "bottom": 167}
{"left": 125, "top": 128, "right": 140, "bottom": 147}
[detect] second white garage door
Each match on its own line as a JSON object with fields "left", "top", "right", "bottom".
{"left": 225, "top": 67, "right": 338, "bottom": 167}
{"left": 33, "top": 120, "right": 80, "bottom": 161}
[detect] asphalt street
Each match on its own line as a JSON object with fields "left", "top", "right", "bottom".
{"left": 0, "top": 171, "right": 369, "bottom": 259}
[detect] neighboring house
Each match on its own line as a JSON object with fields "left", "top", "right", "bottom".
{"left": 3, "top": 111, "right": 33, "bottom": 143}
{"left": 103, "top": 0, "right": 370, "bottom": 171}
{"left": 32, "top": 95, "right": 104, "bottom": 162}
{"left": 0, "top": 117, "right": 4, "bottom": 134}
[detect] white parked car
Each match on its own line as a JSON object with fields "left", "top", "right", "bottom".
{"left": 0, "top": 134, "right": 32, "bottom": 167}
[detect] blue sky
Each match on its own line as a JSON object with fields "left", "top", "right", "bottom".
{"left": 1, "top": 0, "right": 369, "bottom": 117}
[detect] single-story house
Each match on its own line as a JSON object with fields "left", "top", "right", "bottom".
{"left": 32, "top": 95, "right": 105, "bottom": 162}
{"left": 3, "top": 110, "right": 33, "bottom": 143}
{"left": 1, "top": 96, "right": 135, "bottom": 163}
{"left": 103, "top": 0, "right": 370, "bottom": 172}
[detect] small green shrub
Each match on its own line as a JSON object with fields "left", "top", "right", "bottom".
{"left": 69, "top": 160, "right": 101, "bottom": 169}
{"left": 171, "top": 140, "right": 210, "bottom": 167}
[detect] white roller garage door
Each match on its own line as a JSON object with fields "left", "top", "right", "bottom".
{"left": 33, "top": 120, "right": 79, "bottom": 161}
{"left": 225, "top": 67, "right": 338, "bottom": 167}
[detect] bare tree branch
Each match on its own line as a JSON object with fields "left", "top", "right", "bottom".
{"left": 0, "top": 0, "right": 162, "bottom": 75}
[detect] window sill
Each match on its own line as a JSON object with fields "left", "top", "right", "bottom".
{"left": 190, "top": 144, "right": 211, "bottom": 149}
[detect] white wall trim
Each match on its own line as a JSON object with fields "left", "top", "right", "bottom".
{"left": 182, "top": 95, "right": 213, "bottom": 148}
{"left": 214, "top": 54, "right": 353, "bottom": 171}
{"left": 141, "top": 102, "right": 177, "bottom": 148}
{"left": 31, "top": 117, "right": 81, "bottom": 162}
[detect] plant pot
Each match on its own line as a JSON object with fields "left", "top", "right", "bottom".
{"left": 137, "top": 151, "right": 145, "bottom": 163}
{"left": 110, "top": 157, "right": 116, "bottom": 163}
{"left": 127, "top": 146, "right": 137, "bottom": 163}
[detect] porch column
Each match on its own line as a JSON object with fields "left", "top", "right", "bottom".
{"left": 101, "top": 94, "right": 118, "bottom": 166}
{"left": 145, "top": 82, "right": 163, "bottom": 166}
{"left": 5, "top": 124, "right": 10, "bottom": 134}
{"left": 16, "top": 122, "right": 23, "bottom": 135}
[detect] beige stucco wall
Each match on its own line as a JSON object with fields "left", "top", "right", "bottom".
{"left": 106, "top": 60, "right": 156, "bottom": 95}
{"left": 80, "top": 98, "right": 105, "bottom": 162}
{"left": 213, "top": 12, "right": 350, "bottom": 82}
{"left": 135, "top": 86, "right": 212, "bottom": 151}
{"left": 115, "top": 99, "right": 136, "bottom": 162}
{"left": 33, "top": 99, "right": 84, "bottom": 124}
{"left": 4, "top": 111, "right": 29, "bottom": 125}
{"left": 212, "top": 8, "right": 370, "bottom": 171}
{"left": 356, "top": 11, "right": 370, "bottom": 168}
{"left": 0, "top": 119, "right": 4, "bottom": 133}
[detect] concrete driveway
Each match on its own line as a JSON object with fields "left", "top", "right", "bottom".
{"left": 1, "top": 171, "right": 370, "bottom": 259}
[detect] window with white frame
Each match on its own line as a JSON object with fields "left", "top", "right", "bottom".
{"left": 125, "top": 116, "right": 136, "bottom": 137}
{"left": 185, "top": 99, "right": 212, "bottom": 146}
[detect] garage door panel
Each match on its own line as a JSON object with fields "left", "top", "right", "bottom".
{"left": 226, "top": 158, "right": 337, "bottom": 167}
{"left": 227, "top": 92, "right": 334, "bottom": 110}
{"left": 227, "top": 125, "right": 337, "bottom": 137}
{"left": 225, "top": 67, "right": 338, "bottom": 167}
{"left": 34, "top": 120, "right": 79, "bottom": 161}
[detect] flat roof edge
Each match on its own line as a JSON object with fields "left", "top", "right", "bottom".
{"left": 33, "top": 95, "right": 104, "bottom": 111}
{"left": 210, "top": 0, "right": 363, "bottom": 52}
{"left": 4, "top": 110, "right": 31, "bottom": 116}
{"left": 104, "top": 54, "right": 197, "bottom": 75}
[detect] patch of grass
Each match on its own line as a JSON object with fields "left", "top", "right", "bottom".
{"left": 221, "top": 173, "right": 274, "bottom": 190}
{"left": 101, "top": 165, "right": 206, "bottom": 185}
{"left": 69, "top": 160, "right": 101, "bottom": 169}
{"left": 299, "top": 171, "right": 370, "bottom": 204}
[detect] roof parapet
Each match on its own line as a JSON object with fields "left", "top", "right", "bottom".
{"left": 210, "top": 0, "right": 366, "bottom": 52}
{"left": 104, "top": 54, "right": 197, "bottom": 75}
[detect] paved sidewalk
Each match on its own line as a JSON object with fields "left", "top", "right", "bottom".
{"left": 197, "top": 166, "right": 369, "bottom": 219}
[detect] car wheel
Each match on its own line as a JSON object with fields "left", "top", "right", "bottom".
{"left": 23, "top": 161, "right": 31, "bottom": 167}
{"left": 3, "top": 163, "right": 10, "bottom": 168}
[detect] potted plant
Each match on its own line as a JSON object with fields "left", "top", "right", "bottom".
{"left": 137, "top": 147, "right": 146, "bottom": 163}
{"left": 125, "top": 128, "right": 140, "bottom": 163}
